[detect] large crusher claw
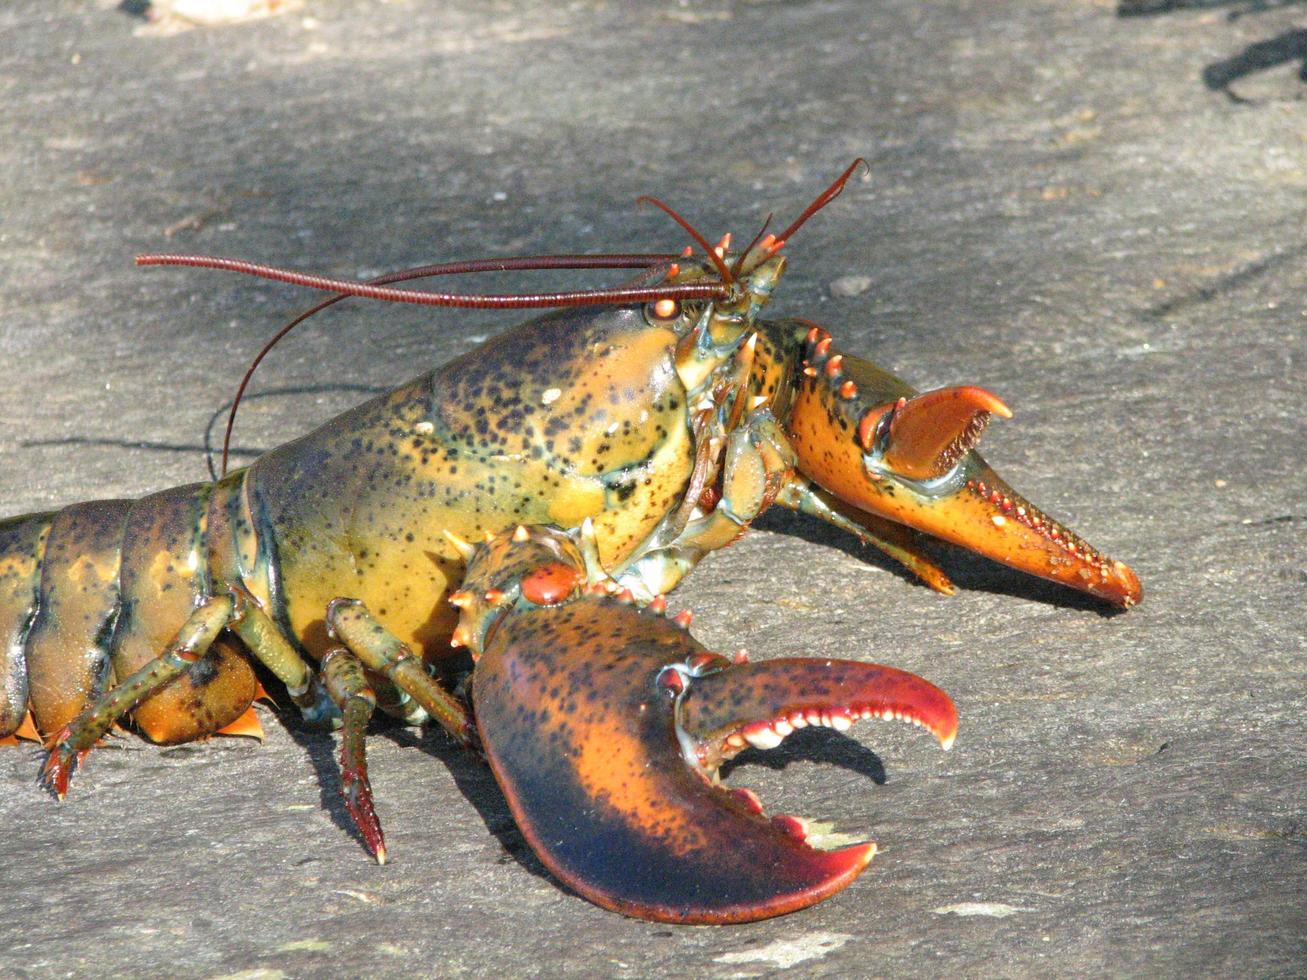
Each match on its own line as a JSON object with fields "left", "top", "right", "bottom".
{"left": 458, "top": 526, "right": 956, "bottom": 923}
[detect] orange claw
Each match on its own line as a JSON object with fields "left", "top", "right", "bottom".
{"left": 472, "top": 593, "right": 953, "bottom": 923}
{"left": 782, "top": 319, "right": 1142, "bottom": 608}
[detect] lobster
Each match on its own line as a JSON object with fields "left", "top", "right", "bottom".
{"left": 0, "top": 163, "right": 1140, "bottom": 924}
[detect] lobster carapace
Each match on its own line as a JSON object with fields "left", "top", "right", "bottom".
{"left": 0, "top": 165, "right": 1139, "bottom": 923}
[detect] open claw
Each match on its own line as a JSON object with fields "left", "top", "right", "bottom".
{"left": 470, "top": 590, "right": 951, "bottom": 923}
{"left": 778, "top": 318, "right": 1142, "bottom": 607}
{"left": 680, "top": 657, "right": 957, "bottom": 768}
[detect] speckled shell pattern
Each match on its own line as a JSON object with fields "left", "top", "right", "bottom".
{"left": 472, "top": 594, "right": 874, "bottom": 924}
{"left": 0, "top": 487, "right": 259, "bottom": 744}
{"left": 0, "top": 304, "right": 702, "bottom": 744}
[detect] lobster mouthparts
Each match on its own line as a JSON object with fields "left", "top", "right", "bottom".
{"left": 471, "top": 596, "right": 955, "bottom": 924}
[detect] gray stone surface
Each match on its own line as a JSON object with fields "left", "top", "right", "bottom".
{"left": 1, "top": 1, "right": 1303, "bottom": 976}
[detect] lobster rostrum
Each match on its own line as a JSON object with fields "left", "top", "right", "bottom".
{"left": 0, "top": 163, "right": 1140, "bottom": 924}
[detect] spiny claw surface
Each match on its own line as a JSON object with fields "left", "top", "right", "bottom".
{"left": 471, "top": 595, "right": 953, "bottom": 924}
{"left": 782, "top": 320, "right": 1143, "bottom": 608}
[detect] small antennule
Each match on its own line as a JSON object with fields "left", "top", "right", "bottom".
{"left": 773, "top": 159, "right": 869, "bottom": 246}
{"left": 635, "top": 196, "right": 735, "bottom": 285}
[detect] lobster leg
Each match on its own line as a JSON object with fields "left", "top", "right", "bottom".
{"left": 41, "top": 585, "right": 341, "bottom": 794}
{"left": 227, "top": 588, "right": 337, "bottom": 728}
{"left": 324, "top": 598, "right": 474, "bottom": 746}
{"left": 41, "top": 593, "right": 235, "bottom": 797}
{"left": 454, "top": 525, "right": 957, "bottom": 923}
{"left": 320, "top": 646, "right": 386, "bottom": 864}
{"left": 776, "top": 475, "right": 956, "bottom": 595}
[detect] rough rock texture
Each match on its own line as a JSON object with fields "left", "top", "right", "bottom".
{"left": 1, "top": 1, "right": 1303, "bottom": 976}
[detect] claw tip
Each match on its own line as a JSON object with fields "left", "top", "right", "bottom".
{"left": 858, "top": 840, "right": 877, "bottom": 868}
{"left": 1111, "top": 561, "right": 1143, "bottom": 608}
{"left": 987, "top": 392, "right": 1013, "bottom": 420}
{"left": 829, "top": 839, "right": 877, "bottom": 876}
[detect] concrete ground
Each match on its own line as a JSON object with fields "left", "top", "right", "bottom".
{"left": 0, "top": 1, "right": 1303, "bottom": 976}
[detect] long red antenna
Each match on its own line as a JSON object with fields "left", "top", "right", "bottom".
{"left": 208, "top": 253, "right": 691, "bottom": 475}
{"left": 152, "top": 163, "right": 870, "bottom": 476}
{"left": 136, "top": 254, "right": 726, "bottom": 309}
{"left": 731, "top": 213, "right": 774, "bottom": 279}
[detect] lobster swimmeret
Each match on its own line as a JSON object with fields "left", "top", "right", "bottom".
{"left": 0, "top": 165, "right": 1140, "bottom": 923}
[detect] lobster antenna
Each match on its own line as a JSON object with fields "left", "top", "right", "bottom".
{"left": 731, "top": 212, "right": 774, "bottom": 278}
{"left": 772, "top": 158, "right": 869, "bottom": 248}
{"left": 136, "top": 254, "right": 729, "bottom": 310}
{"left": 211, "top": 253, "right": 692, "bottom": 476}
{"left": 634, "top": 196, "right": 735, "bottom": 285}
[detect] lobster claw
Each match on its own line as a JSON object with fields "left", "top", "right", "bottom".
{"left": 782, "top": 320, "right": 1142, "bottom": 607}
{"left": 873, "top": 385, "right": 1013, "bottom": 483}
{"left": 461, "top": 527, "right": 956, "bottom": 923}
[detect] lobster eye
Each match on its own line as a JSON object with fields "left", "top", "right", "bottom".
{"left": 646, "top": 297, "right": 681, "bottom": 323}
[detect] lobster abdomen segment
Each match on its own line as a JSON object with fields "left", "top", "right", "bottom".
{"left": 24, "top": 500, "right": 131, "bottom": 737}
{"left": 0, "top": 483, "right": 259, "bottom": 744}
{"left": 0, "top": 512, "right": 53, "bottom": 737}
{"left": 112, "top": 483, "right": 258, "bottom": 744}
